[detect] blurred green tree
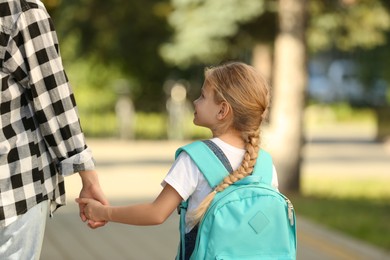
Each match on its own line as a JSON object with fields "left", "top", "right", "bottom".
{"left": 308, "top": 0, "right": 390, "bottom": 53}
{"left": 50, "top": 0, "right": 174, "bottom": 111}
{"left": 161, "top": 0, "right": 390, "bottom": 65}
{"left": 160, "top": 0, "right": 275, "bottom": 66}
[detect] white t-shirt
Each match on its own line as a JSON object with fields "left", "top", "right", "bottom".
{"left": 161, "top": 138, "right": 279, "bottom": 233}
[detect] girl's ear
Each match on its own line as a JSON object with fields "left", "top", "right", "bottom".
{"left": 217, "top": 101, "right": 231, "bottom": 120}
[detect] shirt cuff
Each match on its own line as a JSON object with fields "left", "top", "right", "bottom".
{"left": 58, "top": 147, "right": 95, "bottom": 176}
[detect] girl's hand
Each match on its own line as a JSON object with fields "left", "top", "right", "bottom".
{"left": 76, "top": 198, "right": 109, "bottom": 223}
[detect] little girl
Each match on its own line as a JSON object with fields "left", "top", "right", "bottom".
{"left": 76, "top": 61, "right": 279, "bottom": 259}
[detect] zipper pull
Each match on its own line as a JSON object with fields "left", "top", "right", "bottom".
{"left": 286, "top": 198, "right": 294, "bottom": 226}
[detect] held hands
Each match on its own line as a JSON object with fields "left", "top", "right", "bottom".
{"left": 78, "top": 170, "right": 109, "bottom": 229}
{"left": 76, "top": 197, "right": 108, "bottom": 224}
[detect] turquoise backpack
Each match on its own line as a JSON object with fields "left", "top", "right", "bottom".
{"left": 175, "top": 140, "right": 297, "bottom": 260}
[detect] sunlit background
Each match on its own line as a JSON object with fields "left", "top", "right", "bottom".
{"left": 40, "top": 0, "right": 389, "bottom": 258}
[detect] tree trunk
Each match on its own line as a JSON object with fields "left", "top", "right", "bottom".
{"left": 269, "top": 0, "right": 307, "bottom": 192}
{"left": 252, "top": 43, "right": 273, "bottom": 83}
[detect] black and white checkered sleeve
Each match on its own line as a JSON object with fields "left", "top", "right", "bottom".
{"left": 4, "top": 4, "right": 94, "bottom": 175}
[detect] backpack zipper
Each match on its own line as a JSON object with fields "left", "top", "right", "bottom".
{"left": 286, "top": 198, "right": 295, "bottom": 226}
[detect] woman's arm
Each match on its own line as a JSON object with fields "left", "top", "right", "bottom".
{"left": 76, "top": 184, "right": 182, "bottom": 226}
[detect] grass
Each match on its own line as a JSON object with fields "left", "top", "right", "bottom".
{"left": 301, "top": 174, "right": 390, "bottom": 199}
{"left": 304, "top": 103, "right": 376, "bottom": 128}
{"left": 81, "top": 111, "right": 212, "bottom": 140}
{"left": 291, "top": 194, "right": 390, "bottom": 250}
{"left": 294, "top": 104, "right": 390, "bottom": 250}
{"left": 289, "top": 175, "right": 390, "bottom": 251}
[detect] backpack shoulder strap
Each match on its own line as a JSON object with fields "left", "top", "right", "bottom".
{"left": 176, "top": 141, "right": 274, "bottom": 187}
{"left": 252, "top": 149, "right": 273, "bottom": 186}
{"left": 176, "top": 140, "right": 230, "bottom": 260}
{"left": 175, "top": 140, "right": 229, "bottom": 188}
{"left": 202, "top": 140, "right": 233, "bottom": 173}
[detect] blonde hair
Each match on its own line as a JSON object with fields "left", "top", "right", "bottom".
{"left": 190, "top": 61, "right": 270, "bottom": 225}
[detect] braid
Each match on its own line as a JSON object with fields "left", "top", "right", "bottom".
{"left": 189, "top": 129, "right": 261, "bottom": 225}
{"left": 216, "top": 129, "right": 260, "bottom": 191}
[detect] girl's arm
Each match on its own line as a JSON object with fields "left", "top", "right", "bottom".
{"left": 76, "top": 184, "right": 182, "bottom": 226}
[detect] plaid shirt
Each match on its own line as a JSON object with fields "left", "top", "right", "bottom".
{"left": 0, "top": 0, "right": 95, "bottom": 227}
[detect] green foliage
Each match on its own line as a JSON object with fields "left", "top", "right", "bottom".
{"left": 133, "top": 112, "right": 211, "bottom": 140}
{"left": 160, "top": 0, "right": 268, "bottom": 67}
{"left": 79, "top": 111, "right": 211, "bottom": 140}
{"left": 79, "top": 112, "right": 118, "bottom": 137}
{"left": 66, "top": 57, "right": 126, "bottom": 138}
{"left": 49, "top": 0, "right": 390, "bottom": 114}
{"left": 134, "top": 113, "right": 168, "bottom": 139}
{"left": 356, "top": 41, "right": 390, "bottom": 97}
{"left": 48, "top": 0, "right": 390, "bottom": 122}
{"left": 301, "top": 172, "right": 390, "bottom": 199}
{"left": 292, "top": 195, "right": 390, "bottom": 250}
{"left": 66, "top": 57, "right": 122, "bottom": 113}
{"left": 163, "top": 0, "right": 390, "bottom": 68}
{"left": 305, "top": 103, "right": 376, "bottom": 127}
{"left": 308, "top": 0, "right": 390, "bottom": 53}
{"left": 51, "top": 0, "right": 173, "bottom": 111}
{"left": 295, "top": 149, "right": 390, "bottom": 250}
{"left": 324, "top": 103, "right": 375, "bottom": 122}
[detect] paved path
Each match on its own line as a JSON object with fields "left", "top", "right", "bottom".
{"left": 41, "top": 125, "right": 390, "bottom": 259}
